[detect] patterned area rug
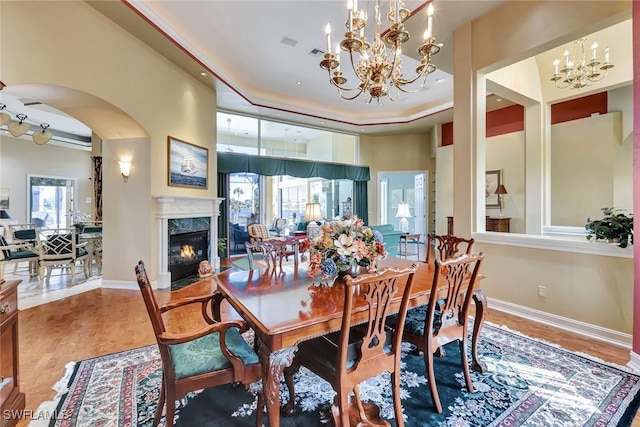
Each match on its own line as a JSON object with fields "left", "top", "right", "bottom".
{"left": 40, "top": 323, "right": 640, "bottom": 426}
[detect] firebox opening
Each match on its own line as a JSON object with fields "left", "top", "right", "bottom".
{"left": 168, "top": 228, "right": 209, "bottom": 283}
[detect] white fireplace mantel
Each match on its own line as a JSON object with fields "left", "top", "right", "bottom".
{"left": 153, "top": 195, "right": 224, "bottom": 288}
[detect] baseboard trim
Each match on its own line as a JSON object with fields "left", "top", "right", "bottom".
{"left": 487, "top": 297, "right": 632, "bottom": 350}
{"left": 628, "top": 352, "right": 640, "bottom": 373}
{"left": 101, "top": 280, "right": 138, "bottom": 290}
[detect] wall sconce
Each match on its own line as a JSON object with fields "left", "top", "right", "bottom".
{"left": 118, "top": 161, "right": 131, "bottom": 183}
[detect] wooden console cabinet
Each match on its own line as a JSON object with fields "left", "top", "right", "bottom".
{"left": 0, "top": 280, "right": 25, "bottom": 427}
{"left": 486, "top": 217, "right": 511, "bottom": 233}
{"left": 446, "top": 216, "right": 511, "bottom": 233}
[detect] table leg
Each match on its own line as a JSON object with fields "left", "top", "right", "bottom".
{"left": 257, "top": 337, "right": 297, "bottom": 426}
{"left": 471, "top": 289, "right": 487, "bottom": 373}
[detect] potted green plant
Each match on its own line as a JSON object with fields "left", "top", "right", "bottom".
{"left": 585, "top": 207, "right": 634, "bottom": 248}
{"left": 218, "top": 237, "right": 228, "bottom": 257}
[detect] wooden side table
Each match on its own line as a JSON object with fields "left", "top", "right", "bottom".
{"left": 486, "top": 217, "right": 511, "bottom": 233}
{"left": 0, "top": 280, "right": 25, "bottom": 427}
{"left": 399, "top": 233, "right": 421, "bottom": 260}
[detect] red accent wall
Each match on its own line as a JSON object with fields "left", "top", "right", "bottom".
{"left": 441, "top": 92, "right": 609, "bottom": 145}
{"left": 550, "top": 92, "right": 608, "bottom": 125}
{"left": 442, "top": 122, "right": 454, "bottom": 146}
{"left": 486, "top": 105, "right": 525, "bottom": 137}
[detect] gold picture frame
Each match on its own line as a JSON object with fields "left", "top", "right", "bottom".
{"left": 485, "top": 170, "right": 502, "bottom": 208}
{"left": 168, "top": 136, "right": 208, "bottom": 189}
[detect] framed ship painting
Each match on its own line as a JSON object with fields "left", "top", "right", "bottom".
{"left": 168, "top": 136, "right": 208, "bottom": 189}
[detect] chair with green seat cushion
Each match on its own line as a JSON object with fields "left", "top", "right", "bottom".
{"left": 283, "top": 264, "right": 417, "bottom": 426}
{"left": 35, "top": 228, "right": 89, "bottom": 286}
{"left": 0, "top": 235, "right": 39, "bottom": 277}
{"left": 387, "top": 253, "right": 485, "bottom": 414}
{"left": 134, "top": 260, "right": 263, "bottom": 427}
{"left": 9, "top": 223, "right": 37, "bottom": 245}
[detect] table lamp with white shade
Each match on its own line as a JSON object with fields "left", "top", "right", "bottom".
{"left": 304, "top": 203, "right": 324, "bottom": 239}
{"left": 395, "top": 202, "right": 411, "bottom": 233}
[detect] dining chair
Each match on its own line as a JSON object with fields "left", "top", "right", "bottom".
{"left": 284, "top": 264, "right": 417, "bottom": 427}
{"left": 78, "top": 222, "right": 102, "bottom": 274}
{"left": 391, "top": 253, "right": 484, "bottom": 413}
{"left": 426, "top": 234, "right": 475, "bottom": 264}
{"left": 134, "top": 260, "right": 264, "bottom": 427}
{"left": 8, "top": 223, "right": 37, "bottom": 246}
{"left": 245, "top": 239, "right": 298, "bottom": 271}
{"left": 35, "top": 228, "right": 89, "bottom": 286}
{"left": 0, "top": 235, "right": 39, "bottom": 277}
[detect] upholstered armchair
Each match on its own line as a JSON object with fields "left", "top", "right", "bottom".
{"left": 229, "top": 222, "right": 249, "bottom": 251}
{"left": 247, "top": 223, "right": 270, "bottom": 243}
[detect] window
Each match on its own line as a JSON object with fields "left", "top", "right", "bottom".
{"left": 217, "top": 112, "right": 358, "bottom": 163}
{"left": 28, "top": 175, "right": 76, "bottom": 228}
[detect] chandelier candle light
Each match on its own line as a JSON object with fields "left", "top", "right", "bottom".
{"left": 550, "top": 37, "right": 614, "bottom": 90}
{"left": 320, "top": 0, "right": 441, "bottom": 103}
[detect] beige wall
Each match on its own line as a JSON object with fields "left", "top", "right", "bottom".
{"left": 451, "top": 0, "right": 634, "bottom": 336}
{"left": 359, "top": 133, "right": 433, "bottom": 225}
{"left": 551, "top": 112, "right": 622, "bottom": 226}
{"left": 0, "top": 1, "right": 218, "bottom": 283}
{"left": 0, "top": 137, "right": 93, "bottom": 223}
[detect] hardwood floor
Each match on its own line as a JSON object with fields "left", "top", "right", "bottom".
{"left": 14, "top": 264, "right": 640, "bottom": 426}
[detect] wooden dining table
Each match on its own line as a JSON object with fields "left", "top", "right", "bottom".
{"left": 212, "top": 257, "right": 487, "bottom": 426}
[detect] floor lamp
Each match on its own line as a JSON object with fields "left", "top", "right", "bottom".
{"left": 495, "top": 185, "right": 508, "bottom": 218}
{"left": 395, "top": 202, "right": 411, "bottom": 233}
{"left": 304, "top": 203, "right": 324, "bottom": 240}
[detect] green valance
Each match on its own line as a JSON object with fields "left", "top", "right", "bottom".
{"left": 217, "top": 152, "right": 370, "bottom": 182}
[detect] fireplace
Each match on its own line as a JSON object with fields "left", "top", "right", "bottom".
{"left": 154, "top": 196, "right": 223, "bottom": 289}
{"left": 168, "top": 230, "right": 209, "bottom": 282}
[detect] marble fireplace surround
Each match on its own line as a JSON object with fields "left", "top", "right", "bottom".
{"left": 154, "top": 195, "right": 223, "bottom": 289}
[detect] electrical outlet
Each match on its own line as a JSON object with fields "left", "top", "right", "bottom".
{"left": 538, "top": 285, "right": 546, "bottom": 298}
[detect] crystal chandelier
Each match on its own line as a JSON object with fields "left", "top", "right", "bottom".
{"left": 550, "top": 37, "right": 614, "bottom": 90}
{"left": 320, "top": 0, "right": 441, "bottom": 103}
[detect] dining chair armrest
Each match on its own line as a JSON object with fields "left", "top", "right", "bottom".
{"left": 1, "top": 242, "right": 35, "bottom": 252}
{"left": 157, "top": 321, "right": 226, "bottom": 345}
{"left": 160, "top": 292, "right": 228, "bottom": 325}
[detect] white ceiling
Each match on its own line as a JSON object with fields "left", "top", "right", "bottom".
{"left": 96, "top": 0, "right": 509, "bottom": 136}
{"left": 1, "top": 1, "right": 631, "bottom": 145}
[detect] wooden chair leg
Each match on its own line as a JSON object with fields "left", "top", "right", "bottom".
{"left": 459, "top": 338, "right": 473, "bottom": 392}
{"left": 424, "top": 348, "right": 442, "bottom": 413}
{"left": 70, "top": 263, "right": 76, "bottom": 285}
{"left": 390, "top": 370, "right": 405, "bottom": 427}
{"left": 255, "top": 390, "right": 264, "bottom": 427}
{"left": 165, "top": 387, "right": 176, "bottom": 427}
{"left": 153, "top": 381, "right": 165, "bottom": 427}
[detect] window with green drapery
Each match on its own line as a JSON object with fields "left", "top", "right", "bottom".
{"left": 217, "top": 152, "right": 370, "bottom": 224}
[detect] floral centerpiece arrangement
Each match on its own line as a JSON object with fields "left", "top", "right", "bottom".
{"left": 307, "top": 216, "right": 386, "bottom": 278}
